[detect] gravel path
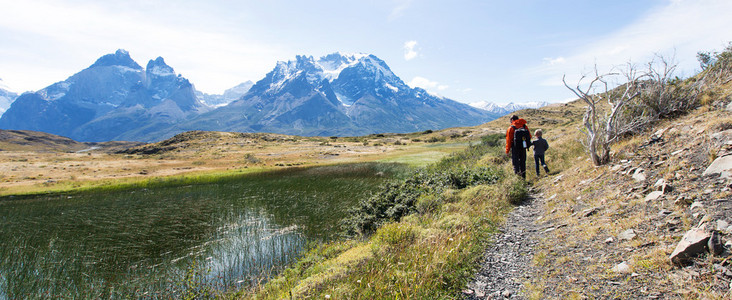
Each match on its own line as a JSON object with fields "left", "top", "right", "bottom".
{"left": 462, "top": 190, "right": 544, "bottom": 299}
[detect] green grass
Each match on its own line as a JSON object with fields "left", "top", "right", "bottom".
{"left": 237, "top": 137, "right": 528, "bottom": 299}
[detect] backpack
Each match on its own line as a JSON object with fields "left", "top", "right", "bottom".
{"left": 512, "top": 125, "right": 530, "bottom": 149}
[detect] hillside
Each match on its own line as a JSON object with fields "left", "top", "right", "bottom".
{"left": 516, "top": 99, "right": 732, "bottom": 298}
{"left": 230, "top": 47, "right": 732, "bottom": 298}
{"left": 0, "top": 129, "right": 142, "bottom": 153}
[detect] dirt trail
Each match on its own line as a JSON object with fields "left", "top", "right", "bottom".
{"left": 463, "top": 189, "right": 546, "bottom": 299}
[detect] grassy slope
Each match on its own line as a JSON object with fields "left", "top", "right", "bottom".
{"left": 234, "top": 75, "right": 732, "bottom": 299}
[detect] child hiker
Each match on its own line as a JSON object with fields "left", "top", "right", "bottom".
{"left": 532, "top": 129, "right": 550, "bottom": 176}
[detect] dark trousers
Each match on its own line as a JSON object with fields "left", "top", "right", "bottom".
{"left": 534, "top": 154, "right": 549, "bottom": 176}
{"left": 511, "top": 147, "right": 527, "bottom": 179}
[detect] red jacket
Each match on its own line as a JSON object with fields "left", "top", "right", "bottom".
{"left": 505, "top": 118, "right": 531, "bottom": 154}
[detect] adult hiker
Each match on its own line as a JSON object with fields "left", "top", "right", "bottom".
{"left": 505, "top": 115, "right": 531, "bottom": 179}
{"left": 532, "top": 129, "right": 550, "bottom": 176}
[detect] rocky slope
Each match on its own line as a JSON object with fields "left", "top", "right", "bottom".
{"left": 463, "top": 97, "right": 732, "bottom": 298}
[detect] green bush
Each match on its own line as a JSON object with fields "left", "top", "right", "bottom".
{"left": 343, "top": 164, "right": 500, "bottom": 236}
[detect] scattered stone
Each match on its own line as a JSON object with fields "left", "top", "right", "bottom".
{"left": 654, "top": 128, "right": 668, "bottom": 138}
{"left": 619, "top": 229, "right": 637, "bottom": 241}
{"left": 690, "top": 201, "right": 704, "bottom": 211}
{"left": 605, "top": 237, "right": 614, "bottom": 244}
{"left": 502, "top": 290, "right": 512, "bottom": 298}
{"left": 462, "top": 289, "right": 474, "bottom": 295}
{"left": 671, "top": 149, "right": 684, "bottom": 156}
{"left": 612, "top": 262, "right": 632, "bottom": 274}
{"left": 632, "top": 168, "right": 647, "bottom": 182}
{"left": 670, "top": 228, "right": 711, "bottom": 265}
{"left": 654, "top": 179, "right": 666, "bottom": 189}
{"left": 645, "top": 191, "right": 664, "bottom": 202}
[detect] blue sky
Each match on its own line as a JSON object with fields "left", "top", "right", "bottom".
{"left": 0, "top": 0, "right": 730, "bottom": 104}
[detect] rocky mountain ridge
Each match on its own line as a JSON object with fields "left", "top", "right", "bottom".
{"left": 170, "top": 53, "right": 497, "bottom": 137}
{"left": 0, "top": 51, "right": 497, "bottom": 142}
{"left": 0, "top": 50, "right": 209, "bottom": 142}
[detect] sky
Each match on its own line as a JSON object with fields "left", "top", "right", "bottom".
{"left": 0, "top": 0, "right": 730, "bottom": 104}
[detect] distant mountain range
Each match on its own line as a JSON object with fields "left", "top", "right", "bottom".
{"left": 469, "top": 101, "right": 549, "bottom": 116}
{"left": 196, "top": 81, "right": 254, "bottom": 107}
{"left": 0, "top": 50, "right": 498, "bottom": 142}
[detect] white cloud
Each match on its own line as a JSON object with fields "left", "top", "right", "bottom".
{"left": 408, "top": 76, "right": 449, "bottom": 92}
{"left": 404, "top": 40, "right": 419, "bottom": 60}
{"left": 389, "top": 0, "right": 414, "bottom": 20}
{"left": 530, "top": 0, "right": 732, "bottom": 87}
{"left": 0, "top": 0, "right": 286, "bottom": 94}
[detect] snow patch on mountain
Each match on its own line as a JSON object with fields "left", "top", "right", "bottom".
{"left": 0, "top": 81, "right": 18, "bottom": 116}
{"left": 317, "top": 52, "right": 369, "bottom": 80}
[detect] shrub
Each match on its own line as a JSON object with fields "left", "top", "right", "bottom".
{"left": 343, "top": 165, "right": 500, "bottom": 236}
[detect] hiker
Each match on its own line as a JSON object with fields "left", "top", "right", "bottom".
{"left": 532, "top": 129, "right": 550, "bottom": 176}
{"left": 505, "top": 115, "right": 531, "bottom": 179}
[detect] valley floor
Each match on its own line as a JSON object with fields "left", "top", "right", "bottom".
{"left": 0, "top": 130, "right": 485, "bottom": 196}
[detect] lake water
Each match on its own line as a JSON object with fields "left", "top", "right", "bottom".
{"left": 0, "top": 163, "right": 400, "bottom": 298}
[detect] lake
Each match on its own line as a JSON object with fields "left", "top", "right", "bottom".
{"left": 0, "top": 163, "right": 404, "bottom": 298}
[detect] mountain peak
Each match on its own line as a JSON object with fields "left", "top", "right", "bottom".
{"left": 146, "top": 57, "right": 175, "bottom": 77}
{"left": 90, "top": 49, "right": 142, "bottom": 69}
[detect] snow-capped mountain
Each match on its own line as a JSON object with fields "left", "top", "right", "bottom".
{"left": 173, "top": 53, "right": 497, "bottom": 137}
{"left": 0, "top": 51, "right": 499, "bottom": 142}
{"left": 0, "top": 50, "right": 208, "bottom": 142}
{"left": 0, "top": 80, "right": 18, "bottom": 116}
{"left": 470, "top": 101, "right": 549, "bottom": 116}
{"left": 196, "top": 81, "right": 254, "bottom": 107}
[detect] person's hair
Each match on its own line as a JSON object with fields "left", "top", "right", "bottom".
{"left": 510, "top": 115, "right": 519, "bottom": 121}
{"left": 534, "top": 129, "right": 542, "bottom": 136}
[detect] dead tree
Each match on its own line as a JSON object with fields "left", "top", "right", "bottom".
{"left": 563, "top": 63, "right": 648, "bottom": 166}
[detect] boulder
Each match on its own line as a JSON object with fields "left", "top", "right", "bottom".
{"left": 703, "top": 155, "right": 732, "bottom": 180}
{"left": 669, "top": 228, "right": 711, "bottom": 264}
